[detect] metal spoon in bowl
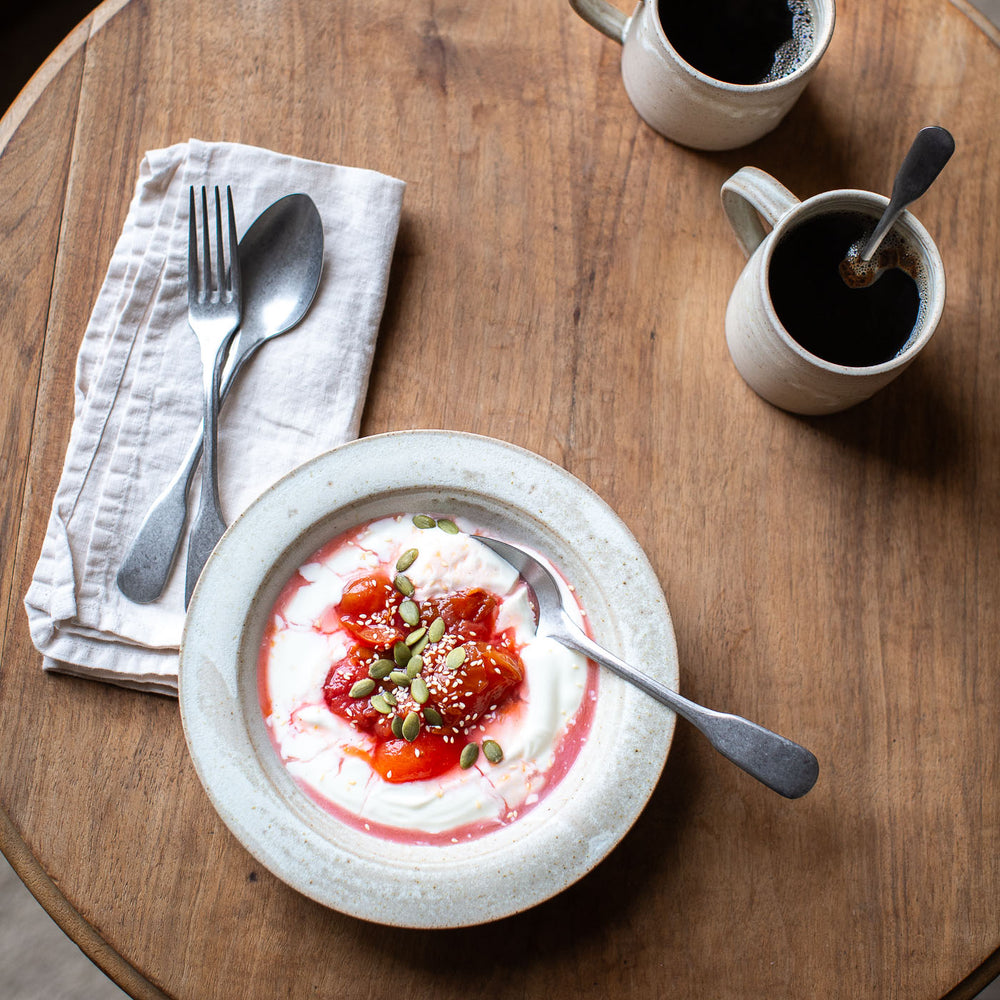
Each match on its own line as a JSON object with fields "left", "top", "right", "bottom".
{"left": 475, "top": 536, "right": 820, "bottom": 799}
{"left": 840, "top": 125, "right": 954, "bottom": 288}
{"left": 116, "top": 194, "right": 325, "bottom": 605}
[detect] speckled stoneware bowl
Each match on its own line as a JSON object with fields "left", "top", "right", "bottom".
{"left": 179, "top": 430, "right": 678, "bottom": 928}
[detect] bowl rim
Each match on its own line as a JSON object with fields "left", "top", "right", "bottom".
{"left": 179, "top": 429, "right": 678, "bottom": 928}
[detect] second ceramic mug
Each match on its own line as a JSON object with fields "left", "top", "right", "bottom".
{"left": 568, "top": 0, "right": 836, "bottom": 150}
{"left": 720, "top": 167, "right": 946, "bottom": 415}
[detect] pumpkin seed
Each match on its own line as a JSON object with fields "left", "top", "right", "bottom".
{"left": 437, "top": 518, "right": 459, "bottom": 534}
{"left": 411, "top": 676, "right": 430, "bottom": 704}
{"left": 412, "top": 514, "right": 436, "bottom": 529}
{"left": 445, "top": 646, "right": 467, "bottom": 669}
{"left": 411, "top": 633, "right": 429, "bottom": 655}
{"left": 390, "top": 670, "right": 410, "bottom": 686}
{"left": 394, "top": 573, "right": 415, "bottom": 597}
{"left": 483, "top": 739, "right": 504, "bottom": 764}
{"left": 405, "top": 627, "right": 427, "bottom": 646}
{"left": 402, "top": 711, "right": 421, "bottom": 742}
{"left": 393, "top": 641, "right": 411, "bottom": 666}
{"left": 391, "top": 715, "right": 404, "bottom": 738}
{"left": 459, "top": 743, "right": 480, "bottom": 769}
{"left": 371, "top": 694, "right": 391, "bottom": 715}
{"left": 406, "top": 655, "right": 423, "bottom": 678}
{"left": 399, "top": 599, "right": 420, "bottom": 626}
{"left": 427, "top": 616, "right": 446, "bottom": 643}
{"left": 349, "top": 678, "right": 376, "bottom": 698}
{"left": 423, "top": 707, "right": 443, "bottom": 727}
{"left": 396, "top": 548, "right": 419, "bottom": 572}
{"left": 368, "top": 658, "right": 395, "bottom": 680}
{"left": 382, "top": 689, "right": 397, "bottom": 707}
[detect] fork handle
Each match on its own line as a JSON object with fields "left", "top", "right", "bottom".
{"left": 556, "top": 617, "right": 819, "bottom": 799}
{"left": 184, "top": 337, "right": 232, "bottom": 606}
{"left": 116, "top": 330, "right": 257, "bottom": 604}
{"left": 184, "top": 490, "right": 227, "bottom": 606}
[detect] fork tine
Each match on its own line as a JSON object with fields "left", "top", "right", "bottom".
{"left": 226, "top": 186, "right": 240, "bottom": 300}
{"left": 187, "top": 186, "right": 197, "bottom": 304}
{"left": 200, "top": 186, "right": 211, "bottom": 294}
{"left": 214, "top": 186, "right": 225, "bottom": 295}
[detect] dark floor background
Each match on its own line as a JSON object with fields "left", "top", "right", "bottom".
{"left": 1, "top": 1, "right": 998, "bottom": 998}
{"left": 1, "top": 6, "right": 143, "bottom": 995}
{"left": 2, "top": 0, "right": 98, "bottom": 114}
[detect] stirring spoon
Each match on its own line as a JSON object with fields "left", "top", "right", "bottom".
{"left": 841, "top": 125, "right": 954, "bottom": 287}
{"left": 476, "top": 536, "right": 819, "bottom": 799}
{"left": 116, "top": 194, "right": 324, "bottom": 604}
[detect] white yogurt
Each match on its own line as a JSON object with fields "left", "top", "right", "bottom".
{"left": 259, "top": 515, "right": 596, "bottom": 840}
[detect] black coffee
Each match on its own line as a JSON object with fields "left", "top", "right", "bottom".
{"left": 768, "top": 211, "right": 923, "bottom": 368}
{"left": 656, "top": 0, "right": 814, "bottom": 85}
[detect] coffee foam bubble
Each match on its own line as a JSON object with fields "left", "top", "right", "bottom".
{"left": 886, "top": 228, "right": 932, "bottom": 349}
{"left": 839, "top": 225, "right": 930, "bottom": 296}
{"left": 761, "top": 1, "right": 814, "bottom": 83}
{"left": 843, "top": 224, "right": 932, "bottom": 358}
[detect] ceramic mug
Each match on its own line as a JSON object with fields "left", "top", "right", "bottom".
{"left": 720, "top": 166, "right": 946, "bottom": 415}
{"left": 567, "top": 0, "right": 836, "bottom": 150}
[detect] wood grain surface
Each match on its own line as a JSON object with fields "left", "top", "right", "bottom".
{"left": 1, "top": 0, "right": 998, "bottom": 997}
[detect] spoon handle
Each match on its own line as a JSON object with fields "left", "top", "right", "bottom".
{"left": 116, "top": 330, "right": 260, "bottom": 604}
{"left": 860, "top": 125, "right": 955, "bottom": 261}
{"left": 889, "top": 125, "right": 956, "bottom": 205}
{"left": 115, "top": 436, "right": 199, "bottom": 604}
{"left": 557, "top": 618, "right": 819, "bottom": 799}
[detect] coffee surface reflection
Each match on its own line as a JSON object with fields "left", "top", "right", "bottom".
{"left": 656, "top": 0, "right": 816, "bottom": 85}
{"left": 769, "top": 211, "right": 923, "bottom": 367}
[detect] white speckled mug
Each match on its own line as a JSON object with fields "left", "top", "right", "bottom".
{"left": 568, "top": 0, "right": 835, "bottom": 150}
{"left": 721, "top": 166, "right": 946, "bottom": 415}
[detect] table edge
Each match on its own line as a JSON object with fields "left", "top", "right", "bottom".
{"left": 0, "top": 805, "right": 171, "bottom": 1000}
{"left": 943, "top": 951, "right": 1000, "bottom": 1000}
{"left": 0, "top": 2, "right": 165, "bottom": 995}
{"left": 0, "top": 0, "right": 994, "bottom": 996}
{"left": 0, "top": 0, "right": 131, "bottom": 153}
{"left": 950, "top": 0, "right": 1000, "bottom": 45}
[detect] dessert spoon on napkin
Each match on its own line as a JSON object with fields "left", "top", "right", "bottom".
{"left": 477, "top": 536, "right": 820, "bottom": 798}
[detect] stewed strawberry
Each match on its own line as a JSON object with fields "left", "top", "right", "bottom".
{"left": 322, "top": 645, "right": 391, "bottom": 737}
{"left": 325, "top": 571, "right": 406, "bottom": 647}
{"left": 371, "top": 734, "right": 463, "bottom": 783}
{"left": 319, "top": 572, "right": 526, "bottom": 779}
{"left": 420, "top": 589, "right": 500, "bottom": 641}
{"left": 420, "top": 641, "right": 524, "bottom": 730}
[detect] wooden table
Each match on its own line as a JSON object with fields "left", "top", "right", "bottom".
{"left": 2, "top": 0, "right": 998, "bottom": 996}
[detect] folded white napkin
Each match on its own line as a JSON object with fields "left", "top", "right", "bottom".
{"left": 24, "top": 139, "right": 405, "bottom": 695}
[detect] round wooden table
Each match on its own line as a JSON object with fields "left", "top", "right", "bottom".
{"left": 2, "top": 0, "right": 998, "bottom": 996}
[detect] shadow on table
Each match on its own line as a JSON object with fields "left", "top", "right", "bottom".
{"left": 796, "top": 355, "right": 972, "bottom": 480}
{"left": 369, "top": 709, "right": 819, "bottom": 955}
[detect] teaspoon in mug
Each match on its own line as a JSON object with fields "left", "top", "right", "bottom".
{"left": 840, "top": 125, "right": 954, "bottom": 287}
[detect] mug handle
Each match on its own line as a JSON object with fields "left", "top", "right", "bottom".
{"left": 568, "top": 0, "right": 630, "bottom": 43}
{"left": 721, "top": 167, "right": 800, "bottom": 258}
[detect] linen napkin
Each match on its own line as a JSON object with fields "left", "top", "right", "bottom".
{"left": 24, "top": 138, "right": 405, "bottom": 695}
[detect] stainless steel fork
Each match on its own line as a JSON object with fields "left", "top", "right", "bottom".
{"left": 184, "top": 185, "right": 242, "bottom": 606}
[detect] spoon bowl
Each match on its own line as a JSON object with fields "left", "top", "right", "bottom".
{"left": 117, "top": 194, "right": 325, "bottom": 604}
{"left": 476, "top": 535, "right": 819, "bottom": 799}
{"left": 840, "top": 125, "right": 954, "bottom": 288}
{"left": 225, "top": 194, "right": 324, "bottom": 370}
